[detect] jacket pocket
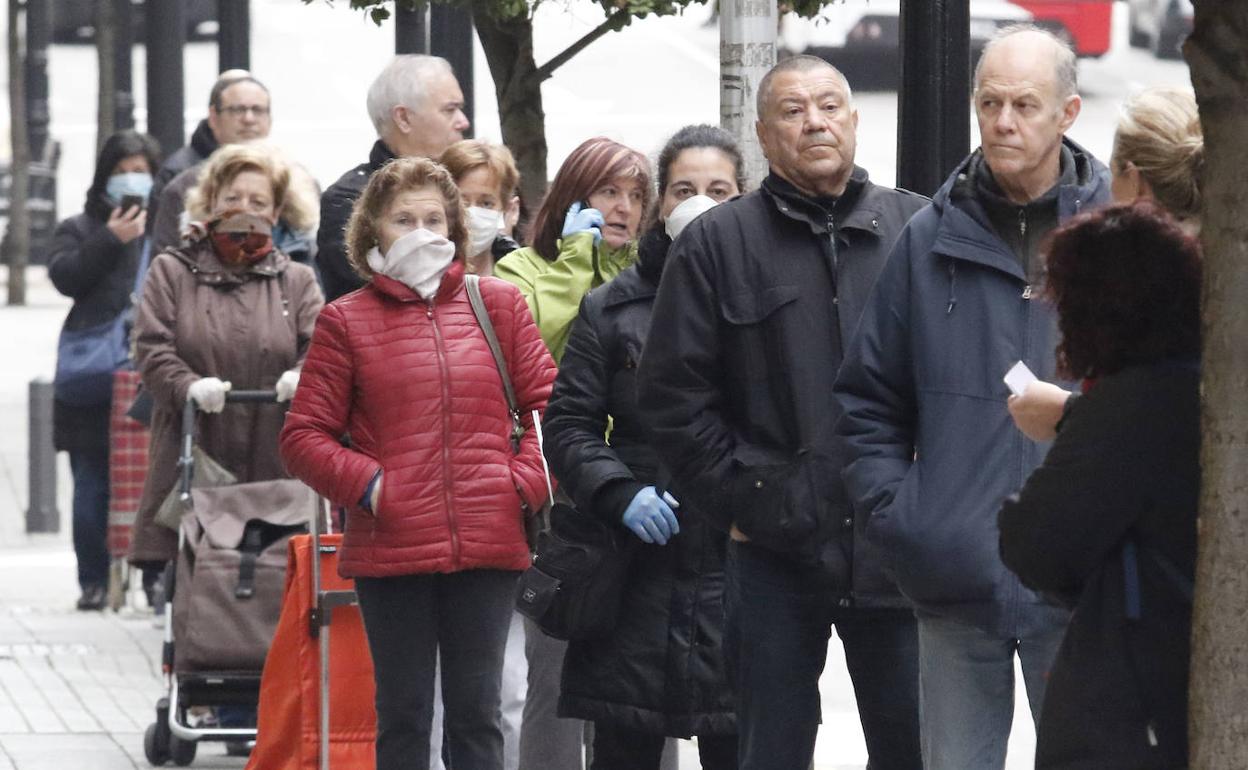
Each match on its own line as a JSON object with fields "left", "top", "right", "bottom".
{"left": 726, "top": 447, "right": 822, "bottom": 554}
{"left": 719, "top": 286, "right": 801, "bottom": 377}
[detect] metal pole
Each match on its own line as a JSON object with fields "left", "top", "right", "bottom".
{"left": 395, "top": 4, "right": 429, "bottom": 55}
{"left": 26, "top": 379, "right": 59, "bottom": 533}
{"left": 719, "top": 0, "right": 777, "bottom": 188}
{"left": 897, "top": 0, "right": 971, "bottom": 196}
{"left": 430, "top": 4, "right": 474, "bottom": 133}
{"left": 114, "top": 0, "right": 135, "bottom": 131}
{"left": 24, "top": 0, "right": 50, "bottom": 162}
{"left": 145, "top": 0, "right": 187, "bottom": 154}
{"left": 217, "top": 0, "right": 250, "bottom": 72}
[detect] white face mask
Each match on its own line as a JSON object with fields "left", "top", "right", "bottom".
{"left": 367, "top": 228, "right": 457, "bottom": 300}
{"left": 664, "top": 194, "right": 720, "bottom": 241}
{"left": 465, "top": 206, "right": 505, "bottom": 256}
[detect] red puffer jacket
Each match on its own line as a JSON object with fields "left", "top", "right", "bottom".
{"left": 280, "top": 261, "right": 556, "bottom": 578}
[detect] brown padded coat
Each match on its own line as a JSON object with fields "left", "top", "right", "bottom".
{"left": 127, "top": 240, "right": 323, "bottom": 564}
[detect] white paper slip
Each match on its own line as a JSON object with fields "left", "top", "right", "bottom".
{"left": 1004, "top": 361, "right": 1038, "bottom": 397}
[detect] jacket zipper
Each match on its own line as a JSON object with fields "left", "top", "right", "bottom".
{"left": 826, "top": 213, "right": 841, "bottom": 304}
{"left": 1018, "top": 208, "right": 1030, "bottom": 292}
{"left": 428, "top": 303, "right": 461, "bottom": 567}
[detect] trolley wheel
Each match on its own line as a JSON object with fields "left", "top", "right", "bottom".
{"left": 169, "top": 734, "right": 197, "bottom": 766}
{"left": 144, "top": 722, "right": 170, "bottom": 766}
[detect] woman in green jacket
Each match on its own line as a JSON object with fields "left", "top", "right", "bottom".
{"left": 496, "top": 137, "right": 651, "bottom": 363}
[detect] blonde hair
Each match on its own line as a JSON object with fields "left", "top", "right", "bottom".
{"left": 1112, "top": 87, "right": 1203, "bottom": 220}
{"left": 185, "top": 144, "right": 317, "bottom": 231}
{"left": 345, "top": 156, "right": 467, "bottom": 280}
{"left": 438, "top": 139, "right": 520, "bottom": 200}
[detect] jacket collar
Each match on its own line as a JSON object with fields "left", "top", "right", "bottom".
{"left": 370, "top": 259, "right": 466, "bottom": 305}
{"left": 601, "top": 228, "right": 668, "bottom": 309}
{"left": 190, "top": 119, "right": 219, "bottom": 158}
{"left": 930, "top": 137, "right": 1110, "bottom": 279}
{"left": 369, "top": 140, "right": 398, "bottom": 173}
{"left": 761, "top": 167, "right": 882, "bottom": 238}
{"left": 170, "top": 238, "right": 290, "bottom": 286}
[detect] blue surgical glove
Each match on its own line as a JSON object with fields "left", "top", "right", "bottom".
{"left": 621, "top": 486, "right": 681, "bottom": 545}
{"left": 562, "top": 201, "right": 604, "bottom": 245}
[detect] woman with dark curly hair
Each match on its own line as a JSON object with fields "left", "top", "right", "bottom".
{"left": 998, "top": 201, "right": 1200, "bottom": 770}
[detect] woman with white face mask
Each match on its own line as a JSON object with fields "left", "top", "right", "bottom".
{"left": 439, "top": 140, "right": 523, "bottom": 277}
{"left": 48, "top": 129, "right": 160, "bottom": 612}
{"left": 543, "top": 125, "right": 746, "bottom": 770}
{"left": 279, "top": 157, "right": 556, "bottom": 770}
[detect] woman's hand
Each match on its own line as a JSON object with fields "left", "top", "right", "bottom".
{"left": 107, "top": 205, "right": 146, "bottom": 244}
{"left": 187, "top": 377, "right": 232, "bottom": 413}
{"left": 1007, "top": 381, "right": 1072, "bottom": 442}
{"left": 622, "top": 486, "right": 681, "bottom": 545}
{"left": 275, "top": 369, "right": 300, "bottom": 402}
{"left": 561, "top": 202, "right": 603, "bottom": 244}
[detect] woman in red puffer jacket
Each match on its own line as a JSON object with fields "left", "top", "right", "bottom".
{"left": 279, "top": 156, "right": 555, "bottom": 770}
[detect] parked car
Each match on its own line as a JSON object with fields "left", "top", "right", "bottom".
{"left": 52, "top": 0, "right": 218, "bottom": 44}
{"left": 1127, "top": 0, "right": 1194, "bottom": 59}
{"left": 779, "top": 0, "right": 1037, "bottom": 89}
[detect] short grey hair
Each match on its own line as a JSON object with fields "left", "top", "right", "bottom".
{"left": 756, "top": 55, "right": 853, "bottom": 117}
{"left": 365, "top": 55, "right": 455, "bottom": 136}
{"left": 975, "top": 24, "right": 1078, "bottom": 100}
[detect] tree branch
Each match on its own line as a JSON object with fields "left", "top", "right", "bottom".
{"left": 533, "top": 8, "right": 632, "bottom": 82}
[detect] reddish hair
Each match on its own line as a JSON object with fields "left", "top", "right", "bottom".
{"left": 528, "top": 137, "right": 651, "bottom": 261}
{"left": 1044, "top": 201, "right": 1201, "bottom": 380}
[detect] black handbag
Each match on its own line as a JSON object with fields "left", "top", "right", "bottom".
{"left": 54, "top": 311, "right": 131, "bottom": 406}
{"left": 514, "top": 500, "right": 634, "bottom": 641}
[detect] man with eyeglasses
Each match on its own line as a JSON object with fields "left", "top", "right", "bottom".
{"left": 146, "top": 71, "right": 319, "bottom": 265}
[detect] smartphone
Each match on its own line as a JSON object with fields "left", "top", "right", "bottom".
{"left": 119, "top": 194, "right": 146, "bottom": 213}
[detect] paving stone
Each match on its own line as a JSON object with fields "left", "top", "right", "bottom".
{"left": 0, "top": 734, "right": 137, "bottom": 770}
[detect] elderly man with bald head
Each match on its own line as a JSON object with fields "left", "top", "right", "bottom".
{"left": 833, "top": 26, "right": 1111, "bottom": 770}
{"left": 639, "top": 55, "right": 927, "bottom": 770}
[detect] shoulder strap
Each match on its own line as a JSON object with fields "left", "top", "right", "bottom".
{"left": 465, "top": 275, "right": 525, "bottom": 453}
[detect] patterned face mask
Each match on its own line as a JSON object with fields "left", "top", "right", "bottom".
{"left": 208, "top": 210, "right": 275, "bottom": 267}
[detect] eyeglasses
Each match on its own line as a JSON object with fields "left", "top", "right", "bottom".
{"left": 218, "top": 104, "right": 270, "bottom": 117}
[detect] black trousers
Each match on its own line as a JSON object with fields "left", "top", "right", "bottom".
{"left": 591, "top": 723, "right": 738, "bottom": 770}
{"left": 355, "top": 570, "right": 519, "bottom": 770}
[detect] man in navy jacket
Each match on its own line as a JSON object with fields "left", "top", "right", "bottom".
{"left": 834, "top": 26, "right": 1110, "bottom": 770}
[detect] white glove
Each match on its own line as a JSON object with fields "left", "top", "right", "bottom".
{"left": 187, "top": 377, "right": 232, "bottom": 413}
{"left": 275, "top": 369, "right": 300, "bottom": 403}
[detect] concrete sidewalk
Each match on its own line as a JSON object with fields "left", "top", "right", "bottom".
{"left": 0, "top": 267, "right": 247, "bottom": 769}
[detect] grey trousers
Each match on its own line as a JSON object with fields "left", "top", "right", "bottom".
{"left": 518, "top": 617, "right": 678, "bottom": 770}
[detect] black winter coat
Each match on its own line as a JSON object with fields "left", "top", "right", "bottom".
{"left": 148, "top": 119, "right": 217, "bottom": 234}
{"left": 317, "top": 140, "right": 396, "bottom": 302}
{"left": 47, "top": 206, "right": 141, "bottom": 452}
{"left": 637, "top": 170, "right": 927, "bottom": 606}
{"left": 1000, "top": 363, "right": 1197, "bottom": 769}
{"left": 544, "top": 228, "right": 735, "bottom": 737}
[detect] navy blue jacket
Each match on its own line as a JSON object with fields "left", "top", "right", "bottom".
{"left": 833, "top": 139, "right": 1110, "bottom": 636}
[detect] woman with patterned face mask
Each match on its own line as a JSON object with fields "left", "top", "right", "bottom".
{"left": 127, "top": 144, "right": 324, "bottom": 595}
{"left": 439, "top": 139, "right": 523, "bottom": 277}
{"left": 48, "top": 129, "right": 161, "bottom": 612}
{"left": 279, "top": 157, "right": 556, "bottom": 770}
{"left": 543, "top": 125, "right": 746, "bottom": 770}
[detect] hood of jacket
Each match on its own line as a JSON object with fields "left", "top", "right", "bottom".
{"left": 167, "top": 236, "right": 292, "bottom": 286}
{"left": 190, "top": 119, "right": 220, "bottom": 159}
{"left": 927, "top": 137, "right": 1110, "bottom": 282}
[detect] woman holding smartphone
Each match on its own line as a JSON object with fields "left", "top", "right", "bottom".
{"left": 48, "top": 129, "right": 161, "bottom": 612}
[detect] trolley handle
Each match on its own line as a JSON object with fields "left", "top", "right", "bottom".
{"left": 178, "top": 389, "right": 282, "bottom": 504}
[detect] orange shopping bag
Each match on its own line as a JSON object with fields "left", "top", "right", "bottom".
{"left": 247, "top": 534, "right": 376, "bottom": 770}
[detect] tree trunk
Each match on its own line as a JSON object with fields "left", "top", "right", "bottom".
{"left": 472, "top": 6, "right": 548, "bottom": 215}
{"left": 96, "top": 0, "right": 117, "bottom": 150}
{"left": 1185, "top": 3, "right": 1248, "bottom": 767}
{"left": 7, "top": 0, "right": 29, "bottom": 306}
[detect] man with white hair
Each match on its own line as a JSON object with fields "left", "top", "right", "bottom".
{"left": 833, "top": 26, "right": 1110, "bottom": 769}
{"left": 317, "top": 55, "right": 469, "bottom": 301}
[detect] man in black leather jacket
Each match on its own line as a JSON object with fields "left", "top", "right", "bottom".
{"left": 637, "top": 56, "right": 926, "bottom": 770}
